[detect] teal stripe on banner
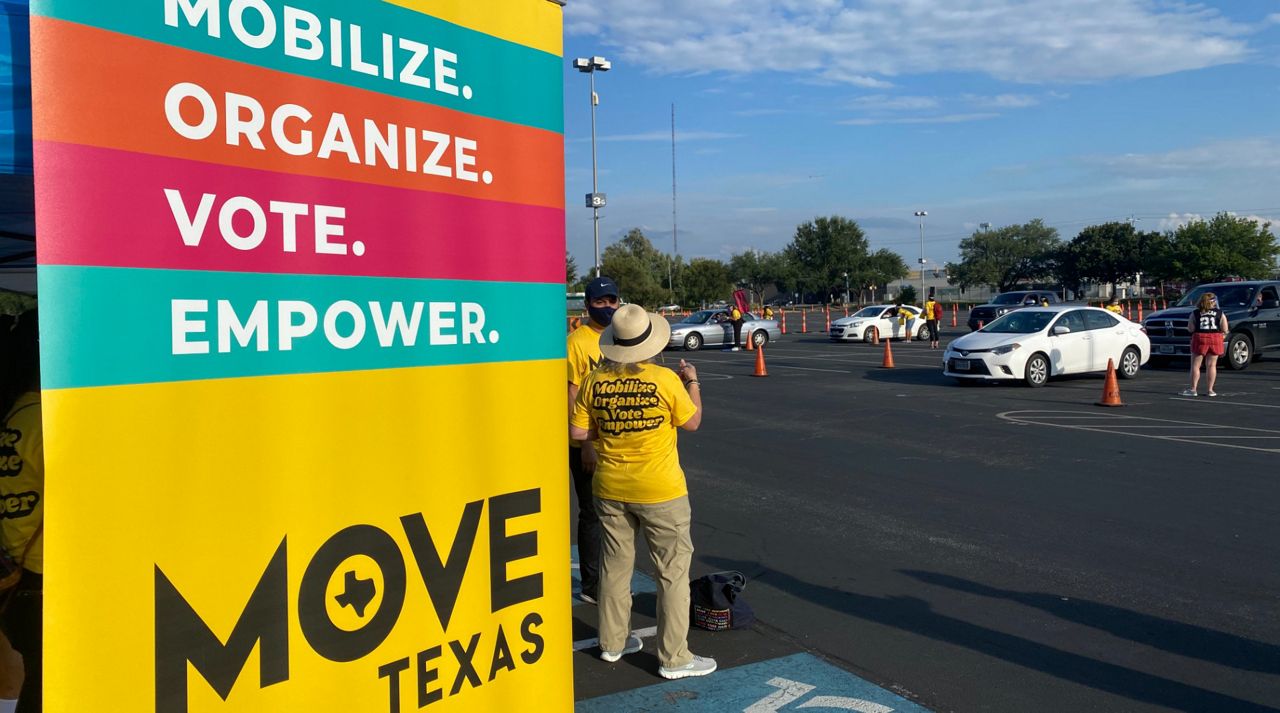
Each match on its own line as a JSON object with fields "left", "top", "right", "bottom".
{"left": 39, "top": 266, "right": 566, "bottom": 389}
{"left": 32, "top": 0, "right": 562, "bottom": 133}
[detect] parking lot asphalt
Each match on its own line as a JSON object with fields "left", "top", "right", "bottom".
{"left": 572, "top": 321, "right": 1280, "bottom": 713}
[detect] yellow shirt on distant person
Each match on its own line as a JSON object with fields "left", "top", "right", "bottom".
{"left": 0, "top": 392, "right": 42, "bottom": 574}
{"left": 567, "top": 322, "right": 605, "bottom": 448}
{"left": 1105, "top": 304, "right": 1123, "bottom": 314}
{"left": 924, "top": 300, "right": 937, "bottom": 320}
{"left": 571, "top": 363, "right": 697, "bottom": 504}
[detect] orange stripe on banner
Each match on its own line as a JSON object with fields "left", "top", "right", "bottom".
{"left": 31, "top": 17, "right": 564, "bottom": 209}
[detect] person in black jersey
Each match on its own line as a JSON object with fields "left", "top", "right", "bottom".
{"left": 1183, "top": 292, "right": 1228, "bottom": 397}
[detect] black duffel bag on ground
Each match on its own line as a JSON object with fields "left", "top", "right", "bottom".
{"left": 689, "top": 570, "right": 754, "bottom": 631}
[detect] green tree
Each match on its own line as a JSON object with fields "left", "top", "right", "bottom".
{"left": 729, "top": 250, "right": 791, "bottom": 305}
{"left": 601, "top": 228, "right": 672, "bottom": 307}
{"left": 946, "top": 219, "right": 1061, "bottom": 292}
{"left": 784, "top": 216, "right": 870, "bottom": 299}
{"left": 851, "top": 249, "right": 909, "bottom": 303}
{"left": 897, "top": 284, "right": 918, "bottom": 305}
{"left": 1169, "top": 213, "right": 1278, "bottom": 283}
{"left": 565, "top": 252, "right": 580, "bottom": 290}
{"left": 680, "top": 258, "right": 733, "bottom": 307}
{"left": 1065, "top": 222, "right": 1145, "bottom": 285}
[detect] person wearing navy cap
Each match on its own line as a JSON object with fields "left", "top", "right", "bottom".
{"left": 566, "top": 276, "right": 620, "bottom": 603}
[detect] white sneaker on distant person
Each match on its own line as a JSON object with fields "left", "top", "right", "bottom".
{"left": 1180, "top": 389, "right": 1197, "bottom": 397}
{"left": 599, "top": 634, "right": 643, "bottom": 662}
{"left": 731, "top": 346, "right": 741, "bottom": 351}
{"left": 659, "top": 654, "right": 717, "bottom": 679}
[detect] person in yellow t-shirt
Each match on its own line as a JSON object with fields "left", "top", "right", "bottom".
{"left": 566, "top": 276, "right": 620, "bottom": 604}
{"left": 922, "top": 296, "right": 939, "bottom": 348}
{"left": 570, "top": 304, "right": 716, "bottom": 680}
{"left": 0, "top": 310, "right": 42, "bottom": 712}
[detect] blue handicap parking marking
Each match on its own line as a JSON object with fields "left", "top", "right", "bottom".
{"left": 571, "top": 545, "right": 657, "bottom": 606}
{"left": 576, "top": 652, "right": 934, "bottom": 712}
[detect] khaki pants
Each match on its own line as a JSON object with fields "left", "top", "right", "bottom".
{"left": 595, "top": 495, "right": 693, "bottom": 668}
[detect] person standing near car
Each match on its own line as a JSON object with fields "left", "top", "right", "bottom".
{"left": 923, "top": 295, "right": 940, "bottom": 349}
{"left": 726, "top": 305, "right": 744, "bottom": 351}
{"left": 1105, "top": 295, "right": 1123, "bottom": 314}
{"left": 896, "top": 300, "right": 913, "bottom": 341}
{"left": 566, "top": 276, "right": 621, "bottom": 603}
{"left": 570, "top": 304, "right": 716, "bottom": 680}
{"left": 1184, "top": 292, "right": 1228, "bottom": 397}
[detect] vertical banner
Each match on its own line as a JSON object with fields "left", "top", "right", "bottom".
{"left": 31, "top": 1, "right": 569, "bottom": 711}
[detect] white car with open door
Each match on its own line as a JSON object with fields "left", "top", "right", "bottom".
{"left": 943, "top": 306, "right": 1150, "bottom": 387}
{"left": 829, "top": 304, "right": 926, "bottom": 342}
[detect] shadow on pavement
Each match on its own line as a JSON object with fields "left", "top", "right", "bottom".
{"left": 902, "top": 570, "right": 1280, "bottom": 675}
{"left": 702, "top": 556, "right": 1280, "bottom": 713}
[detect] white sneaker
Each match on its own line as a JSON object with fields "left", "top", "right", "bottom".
{"left": 1208, "top": 391, "right": 1218, "bottom": 397}
{"left": 1180, "top": 389, "right": 1197, "bottom": 397}
{"left": 659, "top": 654, "right": 717, "bottom": 679}
{"left": 731, "top": 346, "right": 741, "bottom": 351}
{"left": 599, "top": 634, "right": 643, "bottom": 662}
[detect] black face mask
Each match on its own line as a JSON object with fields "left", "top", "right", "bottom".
{"left": 588, "top": 304, "right": 618, "bottom": 327}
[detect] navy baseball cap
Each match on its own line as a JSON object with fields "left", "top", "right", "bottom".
{"left": 585, "top": 276, "right": 619, "bottom": 300}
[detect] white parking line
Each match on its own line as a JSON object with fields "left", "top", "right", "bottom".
{"left": 766, "top": 364, "right": 853, "bottom": 374}
{"left": 572, "top": 626, "right": 659, "bottom": 652}
{"left": 999, "top": 410, "right": 1280, "bottom": 454}
{"left": 1170, "top": 397, "right": 1280, "bottom": 409}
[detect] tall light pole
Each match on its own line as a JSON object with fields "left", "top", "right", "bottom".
{"left": 914, "top": 210, "right": 928, "bottom": 302}
{"left": 574, "top": 56, "right": 611, "bottom": 277}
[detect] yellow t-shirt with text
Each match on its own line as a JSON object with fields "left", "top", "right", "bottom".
{"left": 0, "top": 392, "right": 42, "bottom": 574}
{"left": 571, "top": 364, "right": 697, "bottom": 504}
{"left": 567, "top": 323, "right": 605, "bottom": 448}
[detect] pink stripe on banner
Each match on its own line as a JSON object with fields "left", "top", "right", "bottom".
{"left": 35, "top": 141, "right": 564, "bottom": 283}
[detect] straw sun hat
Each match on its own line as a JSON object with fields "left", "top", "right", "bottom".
{"left": 600, "top": 304, "right": 671, "bottom": 364}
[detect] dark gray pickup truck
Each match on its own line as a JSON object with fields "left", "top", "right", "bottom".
{"left": 967, "top": 290, "right": 1061, "bottom": 331}
{"left": 1143, "top": 280, "right": 1280, "bottom": 370}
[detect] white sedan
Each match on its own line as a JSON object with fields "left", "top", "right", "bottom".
{"left": 830, "top": 305, "right": 927, "bottom": 342}
{"left": 943, "top": 306, "right": 1149, "bottom": 387}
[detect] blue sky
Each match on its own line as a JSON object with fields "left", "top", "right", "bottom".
{"left": 561, "top": 0, "right": 1280, "bottom": 274}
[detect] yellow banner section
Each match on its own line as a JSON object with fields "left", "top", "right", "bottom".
{"left": 43, "top": 360, "right": 571, "bottom": 713}
{"left": 385, "top": 0, "right": 563, "bottom": 56}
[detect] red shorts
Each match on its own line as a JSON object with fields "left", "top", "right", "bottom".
{"left": 1190, "top": 332, "right": 1224, "bottom": 356}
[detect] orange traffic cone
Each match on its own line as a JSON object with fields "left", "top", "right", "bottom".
{"left": 745, "top": 330, "right": 754, "bottom": 351}
{"left": 825, "top": 308, "right": 831, "bottom": 332}
{"left": 1096, "top": 359, "right": 1123, "bottom": 407}
{"left": 752, "top": 345, "right": 768, "bottom": 377}
{"left": 1137, "top": 301, "right": 1143, "bottom": 322}
{"left": 801, "top": 311, "right": 808, "bottom": 333}
{"left": 780, "top": 310, "right": 787, "bottom": 334}
{"left": 871, "top": 326, "right": 879, "bottom": 344}
{"left": 951, "top": 303, "right": 958, "bottom": 327}
{"left": 881, "top": 338, "right": 895, "bottom": 368}
{"left": 844, "top": 305, "right": 849, "bottom": 317}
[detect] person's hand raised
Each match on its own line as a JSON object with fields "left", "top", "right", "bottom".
{"left": 678, "top": 359, "right": 698, "bottom": 384}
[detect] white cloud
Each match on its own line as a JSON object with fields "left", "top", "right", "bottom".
{"left": 964, "top": 94, "right": 1040, "bottom": 109}
{"left": 594, "top": 130, "right": 743, "bottom": 142}
{"left": 1091, "top": 138, "right": 1280, "bottom": 177}
{"left": 566, "top": 0, "right": 1253, "bottom": 86}
{"left": 1157, "top": 212, "right": 1277, "bottom": 231}
{"left": 839, "top": 113, "right": 999, "bottom": 126}
{"left": 848, "top": 94, "right": 939, "bottom": 111}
